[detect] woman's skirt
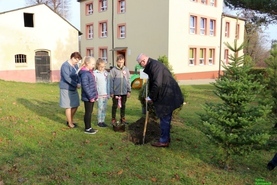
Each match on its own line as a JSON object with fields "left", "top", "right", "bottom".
{"left": 60, "top": 89, "right": 80, "bottom": 108}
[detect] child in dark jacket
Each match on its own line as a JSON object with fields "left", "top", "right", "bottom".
{"left": 110, "top": 54, "right": 131, "bottom": 125}
{"left": 78, "top": 56, "right": 98, "bottom": 134}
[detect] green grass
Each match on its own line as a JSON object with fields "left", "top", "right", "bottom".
{"left": 0, "top": 80, "right": 276, "bottom": 184}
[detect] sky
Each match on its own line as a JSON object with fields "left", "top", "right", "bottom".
{"left": 0, "top": 0, "right": 276, "bottom": 46}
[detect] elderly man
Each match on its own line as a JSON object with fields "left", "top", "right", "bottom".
{"left": 136, "top": 53, "right": 184, "bottom": 147}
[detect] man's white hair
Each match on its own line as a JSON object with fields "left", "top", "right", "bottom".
{"left": 136, "top": 53, "right": 143, "bottom": 62}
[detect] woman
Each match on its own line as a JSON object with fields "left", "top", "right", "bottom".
{"left": 59, "top": 52, "right": 82, "bottom": 128}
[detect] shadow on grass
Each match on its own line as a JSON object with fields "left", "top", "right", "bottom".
{"left": 17, "top": 98, "right": 65, "bottom": 125}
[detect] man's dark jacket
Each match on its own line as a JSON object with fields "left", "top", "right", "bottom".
{"left": 143, "top": 58, "right": 184, "bottom": 118}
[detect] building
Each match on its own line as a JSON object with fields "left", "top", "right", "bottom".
{"left": 78, "top": 0, "right": 245, "bottom": 80}
{"left": 0, "top": 4, "right": 81, "bottom": 83}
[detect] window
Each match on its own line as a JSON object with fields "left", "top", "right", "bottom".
{"left": 201, "top": 0, "right": 206, "bottom": 4}
{"left": 24, "top": 13, "right": 34, "bottom": 27}
{"left": 15, "top": 54, "right": 27, "bottom": 63}
{"left": 200, "top": 18, "right": 206, "bottom": 35}
{"left": 87, "top": 24, "right": 93, "bottom": 39}
{"left": 235, "top": 24, "right": 240, "bottom": 39}
{"left": 190, "top": 16, "right": 196, "bottom": 34}
{"left": 118, "top": 24, "right": 126, "bottom": 38}
{"left": 210, "top": 19, "right": 215, "bottom": 36}
{"left": 208, "top": 49, "right": 215, "bottom": 65}
{"left": 225, "top": 22, "right": 230, "bottom": 37}
{"left": 87, "top": 48, "right": 94, "bottom": 56}
{"left": 118, "top": 0, "right": 125, "bottom": 13}
{"left": 189, "top": 48, "right": 196, "bottom": 65}
{"left": 199, "top": 48, "right": 205, "bottom": 65}
{"left": 224, "top": 49, "right": 229, "bottom": 64}
{"left": 210, "top": 0, "right": 215, "bottom": 6}
{"left": 100, "top": 48, "right": 108, "bottom": 62}
{"left": 99, "top": 21, "right": 107, "bottom": 38}
{"left": 86, "top": 3, "right": 93, "bottom": 15}
{"left": 100, "top": 0, "right": 107, "bottom": 11}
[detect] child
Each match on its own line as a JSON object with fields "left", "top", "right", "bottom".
{"left": 78, "top": 56, "right": 98, "bottom": 134}
{"left": 94, "top": 58, "right": 110, "bottom": 127}
{"left": 110, "top": 54, "right": 131, "bottom": 125}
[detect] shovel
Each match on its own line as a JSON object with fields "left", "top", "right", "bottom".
{"left": 142, "top": 81, "right": 148, "bottom": 144}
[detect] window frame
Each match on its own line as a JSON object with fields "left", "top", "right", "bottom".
{"left": 199, "top": 48, "right": 206, "bottom": 65}
{"left": 99, "top": 0, "right": 107, "bottom": 12}
{"left": 15, "top": 54, "right": 27, "bottom": 64}
{"left": 225, "top": 22, "right": 230, "bottom": 37}
{"left": 86, "top": 2, "right": 93, "bottom": 15}
{"left": 224, "top": 49, "right": 229, "bottom": 64}
{"left": 23, "top": 13, "right": 34, "bottom": 27}
{"left": 99, "top": 21, "right": 108, "bottom": 38}
{"left": 118, "top": 0, "right": 125, "bottom": 13}
{"left": 208, "top": 49, "right": 215, "bottom": 65}
{"left": 200, "top": 17, "right": 206, "bottom": 35}
{"left": 210, "top": 19, "right": 215, "bottom": 36}
{"left": 86, "top": 48, "right": 94, "bottom": 57}
{"left": 118, "top": 24, "right": 126, "bottom": 38}
{"left": 99, "top": 48, "right": 108, "bottom": 62}
{"left": 190, "top": 15, "right": 197, "bottom": 34}
{"left": 87, "top": 24, "right": 94, "bottom": 39}
{"left": 235, "top": 23, "right": 240, "bottom": 39}
{"left": 189, "top": 48, "right": 196, "bottom": 66}
{"left": 210, "top": 0, "right": 215, "bottom": 6}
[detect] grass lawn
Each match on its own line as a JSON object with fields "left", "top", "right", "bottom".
{"left": 0, "top": 80, "right": 276, "bottom": 185}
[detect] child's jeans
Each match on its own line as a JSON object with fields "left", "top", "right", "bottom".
{"left": 97, "top": 97, "right": 108, "bottom": 123}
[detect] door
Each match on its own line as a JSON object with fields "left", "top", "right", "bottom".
{"left": 35, "top": 51, "right": 50, "bottom": 82}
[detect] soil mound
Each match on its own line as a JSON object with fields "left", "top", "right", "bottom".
{"left": 128, "top": 117, "right": 160, "bottom": 144}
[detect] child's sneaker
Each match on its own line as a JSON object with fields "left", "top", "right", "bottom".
{"left": 98, "top": 122, "right": 107, "bottom": 127}
{"left": 84, "top": 128, "right": 98, "bottom": 134}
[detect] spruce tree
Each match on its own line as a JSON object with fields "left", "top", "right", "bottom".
{"left": 201, "top": 40, "right": 271, "bottom": 169}
{"left": 265, "top": 44, "right": 277, "bottom": 128}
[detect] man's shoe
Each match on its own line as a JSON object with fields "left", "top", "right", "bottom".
{"left": 151, "top": 142, "right": 169, "bottom": 147}
{"left": 267, "top": 162, "right": 276, "bottom": 171}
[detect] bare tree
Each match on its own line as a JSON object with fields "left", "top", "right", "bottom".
{"left": 240, "top": 10, "right": 270, "bottom": 67}
{"left": 25, "top": 0, "right": 71, "bottom": 19}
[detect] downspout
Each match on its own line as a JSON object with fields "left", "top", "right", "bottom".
{"left": 111, "top": 0, "right": 115, "bottom": 67}
{"left": 218, "top": 13, "right": 224, "bottom": 78}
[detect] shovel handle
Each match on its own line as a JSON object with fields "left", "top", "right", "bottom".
{"left": 142, "top": 110, "right": 149, "bottom": 144}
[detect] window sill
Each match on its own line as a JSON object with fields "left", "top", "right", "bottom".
{"left": 15, "top": 63, "right": 28, "bottom": 67}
